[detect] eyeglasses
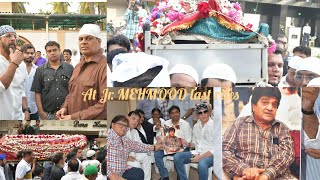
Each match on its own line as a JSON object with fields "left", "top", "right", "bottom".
{"left": 196, "top": 103, "right": 208, "bottom": 110}
{"left": 295, "top": 74, "right": 317, "bottom": 82}
{"left": 1, "top": 33, "right": 19, "bottom": 40}
{"left": 197, "top": 110, "right": 208, "bottom": 115}
{"left": 114, "top": 122, "right": 129, "bottom": 130}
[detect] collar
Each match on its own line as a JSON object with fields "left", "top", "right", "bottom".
{"left": 44, "top": 60, "right": 65, "bottom": 69}
{"left": 109, "top": 128, "right": 123, "bottom": 140}
{"left": 245, "top": 115, "right": 280, "bottom": 126}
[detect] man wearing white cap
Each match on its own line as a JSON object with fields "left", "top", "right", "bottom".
{"left": 295, "top": 57, "right": 320, "bottom": 87}
{"left": 200, "top": 63, "right": 236, "bottom": 87}
{"left": 111, "top": 52, "right": 170, "bottom": 87}
{"left": 0, "top": 25, "right": 30, "bottom": 120}
{"left": 56, "top": 24, "right": 106, "bottom": 120}
{"left": 279, "top": 56, "right": 303, "bottom": 87}
{"left": 169, "top": 64, "right": 199, "bottom": 87}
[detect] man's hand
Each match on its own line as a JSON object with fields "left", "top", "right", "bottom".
{"left": 154, "top": 141, "right": 163, "bottom": 151}
{"left": 180, "top": 138, "right": 189, "bottom": 147}
{"left": 127, "top": 156, "right": 136, "bottom": 162}
{"left": 56, "top": 108, "right": 67, "bottom": 119}
{"left": 109, "top": 173, "right": 127, "bottom": 180}
{"left": 305, "top": 148, "right": 320, "bottom": 159}
{"left": 24, "top": 112, "right": 30, "bottom": 120}
{"left": 9, "top": 47, "right": 24, "bottom": 66}
{"left": 61, "top": 115, "right": 72, "bottom": 120}
{"left": 302, "top": 87, "right": 319, "bottom": 111}
{"left": 242, "top": 168, "right": 265, "bottom": 180}
{"left": 191, "top": 154, "right": 202, "bottom": 163}
{"left": 233, "top": 175, "right": 246, "bottom": 180}
{"left": 39, "top": 111, "right": 48, "bottom": 120}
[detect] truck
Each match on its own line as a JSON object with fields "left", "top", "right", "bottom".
{"left": 143, "top": 28, "right": 269, "bottom": 86}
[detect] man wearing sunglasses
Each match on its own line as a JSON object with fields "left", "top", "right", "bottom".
{"left": 174, "top": 103, "right": 214, "bottom": 180}
{"left": 107, "top": 115, "right": 162, "bottom": 180}
{"left": 295, "top": 57, "right": 320, "bottom": 87}
{"left": 0, "top": 25, "right": 30, "bottom": 120}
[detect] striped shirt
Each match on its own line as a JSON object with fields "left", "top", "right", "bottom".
{"left": 222, "top": 115, "right": 295, "bottom": 179}
{"left": 106, "top": 128, "right": 151, "bottom": 177}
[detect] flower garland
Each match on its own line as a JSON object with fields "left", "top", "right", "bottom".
{"left": 0, "top": 134, "right": 87, "bottom": 159}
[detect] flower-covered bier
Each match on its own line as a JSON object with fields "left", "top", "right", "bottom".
{"left": 0, "top": 134, "right": 87, "bottom": 160}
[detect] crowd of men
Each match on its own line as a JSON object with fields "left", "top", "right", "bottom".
{"left": 0, "top": 24, "right": 106, "bottom": 120}
{"left": 107, "top": 102, "right": 215, "bottom": 180}
{"left": 0, "top": 147, "right": 108, "bottom": 180}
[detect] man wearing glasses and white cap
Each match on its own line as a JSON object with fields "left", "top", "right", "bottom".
{"left": 169, "top": 64, "right": 199, "bottom": 87}
{"left": 56, "top": 24, "right": 106, "bottom": 120}
{"left": 295, "top": 57, "right": 320, "bottom": 87}
{"left": 0, "top": 25, "right": 30, "bottom": 120}
{"left": 200, "top": 63, "right": 236, "bottom": 87}
{"left": 278, "top": 56, "right": 303, "bottom": 87}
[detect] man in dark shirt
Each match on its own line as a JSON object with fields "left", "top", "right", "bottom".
{"left": 49, "top": 152, "right": 65, "bottom": 180}
{"left": 31, "top": 41, "right": 74, "bottom": 120}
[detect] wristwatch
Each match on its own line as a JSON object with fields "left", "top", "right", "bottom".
{"left": 22, "top": 107, "right": 31, "bottom": 113}
{"left": 182, "top": 116, "right": 186, "bottom": 120}
{"left": 302, "top": 108, "right": 315, "bottom": 115}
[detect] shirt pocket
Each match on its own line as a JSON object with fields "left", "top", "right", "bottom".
{"left": 60, "top": 73, "right": 70, "bottom": 89}
{"left": 83, "top": 79, "right": 96, "bottom": 92}
{"left": 43, "top": 75, "right": 54, "bottom": 92}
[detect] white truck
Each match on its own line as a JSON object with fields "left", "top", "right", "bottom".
{"left": 143, "top": 29, "right": 268, "bottom": 86}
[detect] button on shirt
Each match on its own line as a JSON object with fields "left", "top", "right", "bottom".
{"left": 31, "top": 61, "right": 74, "bottom": 113}
{"left": 0, "top": 54, "right": 27, "bottom": 120}
{"left": 107, "top": 129, "right": 151, "bottom": 177}
{"left": 25, "top": 63, "right": 38, "bottom": 114}
{"left": 192, "top": 118, "right": 214, "bottom": 155}
{"left": 223, "top": 115, "right": 295, "bottom": 179}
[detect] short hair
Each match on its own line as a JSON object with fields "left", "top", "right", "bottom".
{"left": 22, "top": 150, "right": 33, "bottom": 158}
{"left": 21, "top": 44, "right": 35, "bottom": 53}
{"left": 293, "top": 46, "right": 311, "bottom": 57}
{"left": 135, "top": 109, "right": 145, "bottom": 116}
{"left": 16, "top": 151, "right": 23, "bottom": 159}
{"left": 106, "top": 48, "right": 128, "bottom": 64}
{"left": 151, "top": 108, "right": 161, "bottom": 114}
{"left": 273, "top": 46, "right": 283, "bottom": 56}
{"left": 251, "top": 87, "right": 282, "bottom": 108}
{"left": 45, "top": 41, "right": 60, "bottom": 50}
{"left": 276, "top": 34, "right": 288, "bottom": 40}
{"left": 107, "top": 34, "right": 131, "bottom": 52}
{"left": 33, "top": 165, "right": 44, "bottom": 176}
{"left": 66, "top": 151, "right": 76, "bottom": 161}
{"left": 36, "top": 51, "right": 41, "bottom": 53}
{"left": 101, "top": 160, "right": 107, "bottom": 175}
{"left": 71, "top": 147, "right": 81, "bottom": 154}
{"left": 68, "top": 158, "right": 79, "bottom": 172}
{"left": 96, "top": 149, "right": 106, "bottom": 163}
{"left": 110, "top": 115, "right": 129, "bottom": 128}
{"left": 63, "top": 49, "right": 72, "bottom": 55}
{"left": 52, "top": 152, "right": 64, "bottom": 164}
{"left": 169, "top": 105, "right": 180, "bottom": 114}
{"left": 168, "top": 127, "right": 175, "bottom": 132}
{"left": 128, "top": 111, "right": 141, "bottom": 119}
{"left": 113, "top": 66, "right": 163, "bottom": 87}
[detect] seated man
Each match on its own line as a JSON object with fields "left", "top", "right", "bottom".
{"left": 174, "top": 103, "right": 214, "bottom": 180}
{"left": 223, "top": 87, "right": 295, "bottom": 180}
{"left": 107, "top": 115, "right": 162, "bottom": 180}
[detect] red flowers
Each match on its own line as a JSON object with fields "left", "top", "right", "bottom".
{"left": 197, "top": 2, "right": 210, "bottom": 18}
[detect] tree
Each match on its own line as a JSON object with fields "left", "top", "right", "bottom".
{"left": 79, "top": 2, "right": 95, "bottom": 14}
{"left": 95, "top": 2, "right": 107, "bottom": 15}
{"left": 51, "top": 2, "right": 70, "bottom": 14}
{"left": 12, "top": 2, "right": 27, "bottom": 13}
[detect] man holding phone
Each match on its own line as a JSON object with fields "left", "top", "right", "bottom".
{"left": 0, "top": 25, "right": 29, "bottom": 120}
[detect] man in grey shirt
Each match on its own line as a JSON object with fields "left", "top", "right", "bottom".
{"left": 31, "top": 41, "right": 74, "bottom": 120}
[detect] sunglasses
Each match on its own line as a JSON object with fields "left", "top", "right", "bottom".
{"left": 196, "top": 103, "right": 208, "bottom": 110}
{"left": 197, "top": 110, "right": 208, "bottom": 115}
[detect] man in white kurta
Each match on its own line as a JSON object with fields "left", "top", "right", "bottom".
{"left": 0, "top": 25, "right": 28, "bottom": 120}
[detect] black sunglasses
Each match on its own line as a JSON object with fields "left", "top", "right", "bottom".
{"left": 197, "top": 110, "right": 209, "bottom": 115}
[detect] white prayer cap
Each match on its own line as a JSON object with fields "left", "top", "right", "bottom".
{"left": 169, "top": 64, "right": 199, "bottom": 84}
{"left": 307, "top": 77, "right": 320, "bottom": 87}
{"left": 79, "top": 24, "right": 101, "bottom": 39}
{"left": 201, "top": 63, "right": 237, "bottom": 83}
{"left": 296, "top": 57, "right": 320, "bottom": 75}
{"left": 112, "top": 52, "right": 170, "bottom": 87}
{"left": 86, "top": 150, "right": 95, "bottom": 158}
{"left": 89, "top": 160, "right": 100, "bottom": 168}
{"left": 288, "top": 56, "right": 303, "bottom": 69}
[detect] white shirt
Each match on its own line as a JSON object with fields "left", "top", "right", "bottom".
{"left": 61, "top": 171, "right": 83, "bottom": 180}
{"left": 278, "top": 75, "right": 290, "bottom": 88}
{"left": 96, "top": 174, "right": 108, "bottom": 180}
{"left": 24, "top": 63, "right": 38, "bottom": 114}
{"left": 192, "top": 118, "right": 214, "bottom": 155}
{"left": 164, "top": 119, "right": 192, "bottom": 143}
{"left": 126, "top": 128, "right": 142, "bottom": 157}
{"left": 0, "top": 166, "right": 5, "bottom": 180}
{"left": 0, "top": 54, "right": 28, "bottom": 120}
{"left": 303, "top": 25, "right": 311, "bottom": 34}
{"left": 148, "top": 118, "right": 166, "bottom": 144}
{"left": 15, "top": 159, "right": 32, "bottom": 180}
